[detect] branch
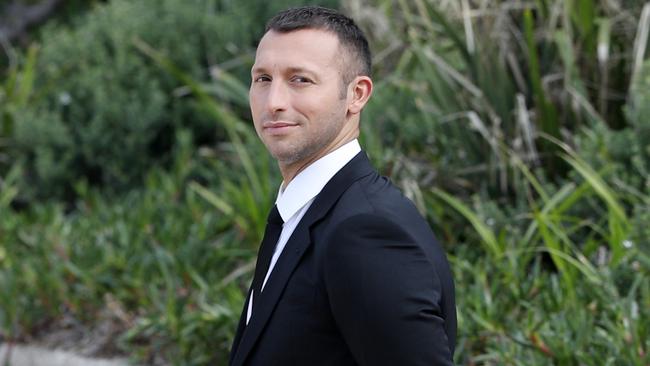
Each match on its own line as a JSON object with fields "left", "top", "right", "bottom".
{"left": 0, "top": 0, "right": 64, "bottom": 42}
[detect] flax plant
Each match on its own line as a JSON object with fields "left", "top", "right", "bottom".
{"left": 351, "top": 0, "right": 646, "bottom": 189}
{"left": 430, "top": 145, "right": 647, "bottom": 363}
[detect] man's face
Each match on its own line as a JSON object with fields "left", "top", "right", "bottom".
{"left": 249, "top": 29, "right": 356, "bottom": 168}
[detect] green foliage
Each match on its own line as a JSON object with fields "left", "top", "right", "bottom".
{"left": 1, "top": 0, "right": 649, "bottom": 365}
{"left": 0, "top": 44, "right": 38, "bottom": 175}
{"left": 578, "top": 51, "right": 650, "bottom": 193}
{"left": 0, "top": 129, "right": 277, "bottom": 364}
{"left": 624, "top": 59, "right": 650, "bottom": 182}
{"left": 356, "top": 0, "right": 644, "bottom": 191}
{"left": 428, "top": 146, "right": 648, "bottom": 363}
{"left": 574, "top": 59, "right": 650, "bottom": 255}
{"left": 449, "top": 242, "right": 649, "bottom": 365}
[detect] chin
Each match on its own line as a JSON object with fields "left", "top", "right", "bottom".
{"left": 271, "top": 148, "right": 305, "bottom": 166}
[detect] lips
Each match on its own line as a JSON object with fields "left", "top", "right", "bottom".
{"left": 263, "top": 121, "right": 298, "bottom": 128}
{"left": 262, "top": 121, "right": 299, "bottom": 135}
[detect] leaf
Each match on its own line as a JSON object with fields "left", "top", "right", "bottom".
{"left": 432, "top": 188, "right": 502, "bottom": 257}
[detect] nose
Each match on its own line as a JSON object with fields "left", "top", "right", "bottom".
{"left": 266, "top": 81, "right": 289, "bottom": 115}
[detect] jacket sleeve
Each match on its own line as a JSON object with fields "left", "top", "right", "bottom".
{"left": 323, "top": 213, "right": 454, "bottom": 366}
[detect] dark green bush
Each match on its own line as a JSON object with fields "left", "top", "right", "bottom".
{"left": 14, "top": 0, "right": 216, "bottom": 200}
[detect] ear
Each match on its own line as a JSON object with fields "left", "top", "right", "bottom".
{"left": 347, "top": 76, "right": 373, "bottom": 116}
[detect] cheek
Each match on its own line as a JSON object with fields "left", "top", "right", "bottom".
{"left": 249, "top": 93, "right": 267, "bottom": 125}
{"left": 294, "top": 92, "right": 338, "bottom": 117}
{"left": 249, "top": 90, "right": 261, "bottom": 113}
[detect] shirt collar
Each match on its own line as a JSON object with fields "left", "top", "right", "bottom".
{"left": 275, "top": 139, "right": 361, "bottom": 222}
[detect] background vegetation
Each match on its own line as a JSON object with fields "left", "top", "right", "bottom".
{"left": 1, "top": 0, "right": 648, "bottom": 365}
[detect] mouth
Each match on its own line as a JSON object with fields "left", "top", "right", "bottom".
{"left": 262, "top": 121, "right": 299, "bottom": 135}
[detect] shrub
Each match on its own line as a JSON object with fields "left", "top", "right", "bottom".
{"left": 13, "top": 0, "right": 206, "bottom": 200}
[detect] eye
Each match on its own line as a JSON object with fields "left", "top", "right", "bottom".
{"left": 291, "top": 76, "right": 313, "bottom": 84}
{"left": 253, "top": 75, "right": 271, "bottom": 83}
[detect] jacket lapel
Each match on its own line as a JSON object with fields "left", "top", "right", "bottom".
{"left": 230, "top": 151, "right": 375, "bottom": 366}
{"left": 228, "top": 286, "right": 252, "bottom": 365}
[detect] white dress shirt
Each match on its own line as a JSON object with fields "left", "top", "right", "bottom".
{"left": 246, "top": 139, "right": 361, "bottom": 324}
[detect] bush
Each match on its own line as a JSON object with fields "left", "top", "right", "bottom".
{"left": 12, "top": 0, "right": 204, "bottom": 200}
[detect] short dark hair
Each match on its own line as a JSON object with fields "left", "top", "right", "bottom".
{"left": 265, "top": 6, "right": 371, "bottom": 83}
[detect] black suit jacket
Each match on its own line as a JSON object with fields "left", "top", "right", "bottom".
{"left": 229, "top": 152, "right": 456, "bottom": 366}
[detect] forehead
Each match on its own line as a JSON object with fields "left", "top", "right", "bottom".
{"left": 253, "top": 29, "right": 342, "bottom": 72}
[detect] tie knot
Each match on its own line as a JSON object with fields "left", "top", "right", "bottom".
{"left": 267, "top": 205, "right": 283, "bottom": 226}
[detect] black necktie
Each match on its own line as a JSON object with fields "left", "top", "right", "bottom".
{"left": 251, "top": 205, "right": 284, "bottom": 303}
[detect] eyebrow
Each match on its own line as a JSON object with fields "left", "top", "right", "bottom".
{"left": 251, "top": 66, "right": 317, "bottom": 76}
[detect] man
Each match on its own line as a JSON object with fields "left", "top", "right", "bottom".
{"left": 229, "top": 6, "right": 456, "bottom": 366}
